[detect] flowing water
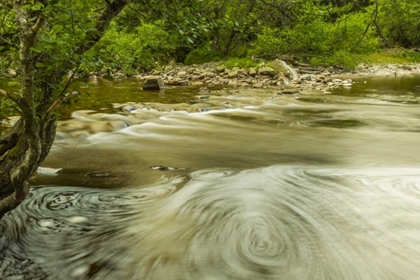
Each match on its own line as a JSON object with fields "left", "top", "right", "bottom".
{"left": 2, "top": 75, "right": 420, "bottom": 279}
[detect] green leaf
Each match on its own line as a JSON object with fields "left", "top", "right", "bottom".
{"left": 31, "top": 2, "right": 44, "bottom": 11}
{"left": 36, "top": 62, "right": 44, "bottom": 67}
{"left": 51, "top": 25, "right": 64, "bottom": 35}
{"left": 31, "top": 47, "right": 42, "bottom": 53}
{"left": 41, "top": 35, "right": 52, "bottom": 43}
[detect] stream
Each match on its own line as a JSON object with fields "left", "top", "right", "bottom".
{"left": 1, "top": 75, "right": 420, "bottom": 279}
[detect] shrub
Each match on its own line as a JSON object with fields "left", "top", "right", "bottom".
{"left": 184, "top": 47, "right": 220, "bottom": 65}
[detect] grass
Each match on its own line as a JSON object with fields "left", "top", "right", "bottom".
{"left": 359, "top": 49, "right": 420, "bottom": 65}
{"left": 223, "top": 57, "right": 258, "bottom": 69}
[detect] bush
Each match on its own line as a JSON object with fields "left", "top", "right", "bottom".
{"left": 251, "top": 2, "right": 378, "bottom": 68}
{"left": 83, "top": 22, "right": 174, "bottom": 73}
{"left": 184, "top": 47, "right": 220, "bottom": 65}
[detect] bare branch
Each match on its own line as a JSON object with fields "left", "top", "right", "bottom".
{"left": 30, "top": 15, "right": 44, "bottom": 34}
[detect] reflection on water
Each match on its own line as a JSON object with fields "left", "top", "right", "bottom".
{"left": 1, "top": 75, "right": 420, "bottom": 279}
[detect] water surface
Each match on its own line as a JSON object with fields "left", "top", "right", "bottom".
{"left": 1, "top": 75, "right": 420, "bottom": 279}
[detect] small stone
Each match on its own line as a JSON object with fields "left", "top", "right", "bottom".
{"left": 228, "top": 70, "right": 238, "bottom": 78}
{"left": 249, "top": 67, "right": 257, "bottom": 77}
{"left": 258, "top": 66, "right": 277, "bottom": 77}
{"left": 192, "top": 81, "right": 204, "bottom": 86}
{"left": 177, "top": 71, "right": 187, "bottom": 78}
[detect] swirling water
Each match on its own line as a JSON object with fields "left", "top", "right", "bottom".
{"left": 2, "top": 75, "right": 420, "bottom": 279}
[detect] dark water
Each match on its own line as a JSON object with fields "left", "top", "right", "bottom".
{"left": 2, "top": 75, "right": 420, "bottom": 279}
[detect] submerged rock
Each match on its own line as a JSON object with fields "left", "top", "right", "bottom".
{"left": 150, "top": 165, "right": 185, "bottom": 171}
{"left": 87, "top": 172, "right": 113, "bottom": 178}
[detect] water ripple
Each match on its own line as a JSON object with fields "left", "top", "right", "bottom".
{"left": 2, "top": 166, "right": 420, "bottom": 280}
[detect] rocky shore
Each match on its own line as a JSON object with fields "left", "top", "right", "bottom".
{"left": 133, "top": 60, "right": 420, "bottom": 94}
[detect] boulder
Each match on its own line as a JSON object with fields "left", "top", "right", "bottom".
{"left": 143, "top": 78, "right": 165, "bottom": 90}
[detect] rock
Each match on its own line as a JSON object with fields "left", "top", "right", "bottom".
{"left": 123, "top": 105, "right": 138, "bottom": 113}
{"left": 258, "top": 66, "right": 277, "bottom": 76}
{"left": 150, "top": 165, "right": 185, "bottom": 171}
{"left": 301, "top": 75, "right": 312, "bottom": 81}
{"left": 198, "top": 87, "right": 210, "bottom": 94}
{"left": 278, "top": 90, "right": 300, "bottom": 95}
{"left": 177, "top": 71, "right": 187, "bottom": 78}
{"left": 400, "top": 65, "right": 412, "bottom": 71}
{"left": 192, "top": 81, "right": 204, "bottom": 86}
{"left": 216, "top": 65, "right": 225, "bottom": 72}
{"left": 228, "top": 70, "right": 238, "bottom": 78}
{"left": 253, "top": 82, "right": 263, "bottom": 88}
{"left": 142, "top": 78, "right": 165, "bottom": 90}
{"left": 249, "top": 67, "right": 257, "bottom": 77}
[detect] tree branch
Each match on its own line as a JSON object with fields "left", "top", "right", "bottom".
{"left": 30, "top": 15, "right": 44, "bottom": 34}
{"left": 77, "top": 0, "right": 130, "bottom": 54}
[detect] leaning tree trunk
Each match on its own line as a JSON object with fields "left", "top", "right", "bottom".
{"left": 0, "top": 119, "right": 56, "bottom": 219}
{"left": 0, "top": 1, "right": 50, "bottom": 219}
{"left": 0, "top": 0, "right": 130, "bottom": 220}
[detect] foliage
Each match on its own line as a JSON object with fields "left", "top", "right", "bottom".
{"left": 184, "top": 47, "right": 221, "bottom": 65}
{"left": 84, "top": 22, "right": 173, "bottom": 73}
{"left": 378, "top": 0, "right": 420, "bottom": 47}
{"left": 251, "top": 1, "right": 378, "bottom": 67}
{"left": 71, "top": 0, "right": 420, "bottom": 71}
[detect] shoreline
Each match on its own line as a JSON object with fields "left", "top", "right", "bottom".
{"left": 127, "top": 61, "right": 420, "bottom": 93}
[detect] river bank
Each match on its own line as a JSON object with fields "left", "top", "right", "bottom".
{"left": 114, "top": 60, "right": 420, "bottom": 94}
